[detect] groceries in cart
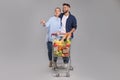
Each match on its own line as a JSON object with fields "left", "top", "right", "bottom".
{"left": 52, "top": 33, "right": 71, "bottom": 57}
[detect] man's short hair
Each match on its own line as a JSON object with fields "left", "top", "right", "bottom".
{"left": 55, "top": 7, "right": 61, "bottom": 12}
{"left": 63, "top": 3, "right": 71, "bottom": 8}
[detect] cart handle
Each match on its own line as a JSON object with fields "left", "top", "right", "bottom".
{"left": 51, "top": 33, "right": 66, "bottom": 36}
{"left": 51, "top": 33, "right": 57, "bottom": 36}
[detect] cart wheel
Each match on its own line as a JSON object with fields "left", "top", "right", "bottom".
{"left": 69, "top": 66, "right": 73, "bottom": 71}
{"left": 66, "top": 72, "right": 70, "bottom": 77}
{"left": 56, "top": 73, "right": 60, "bottom": 77}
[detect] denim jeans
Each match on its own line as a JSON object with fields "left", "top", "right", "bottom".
{"left": 54, "top": 57, "right": 69, "bottom": 63}
{"left": 47, "top": 41, "right": 52, "bottom": 61}
{"left": 47, "top": 41, "right": 58, "bottom": 62}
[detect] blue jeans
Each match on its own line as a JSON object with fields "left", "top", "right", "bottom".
{"left": 47, "top": 41, "right": 52, "bottom": 61}
{"left": 54, "top": 57, "right": 69, "bottom": 63}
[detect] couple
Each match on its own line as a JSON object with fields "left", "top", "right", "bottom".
{"left": 40, "top": 3, "right": 77, "bottom": 67}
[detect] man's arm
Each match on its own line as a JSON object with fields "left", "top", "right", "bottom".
{"left": 69, "top": 16, "right": 77, "bottom": 34}
{"left": 69, "top": 28, "right": 76, "bottom": 34}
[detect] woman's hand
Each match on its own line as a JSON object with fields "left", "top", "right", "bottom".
{"left": 56, "top": 31, "right": 60, "bottom": 35}
{"left": 40, "top": 20, "right": 46, "bottom": 26}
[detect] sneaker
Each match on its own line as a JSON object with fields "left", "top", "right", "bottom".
{"left": 49, "top": 61, "right": 52, "bottom": 67}
{"left": 64, "top": 63, "right": 68, "bottom": 68}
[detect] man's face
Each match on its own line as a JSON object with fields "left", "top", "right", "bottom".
{"left": 63, "top": 5, "right": 70, "bottom": 13}
{"left": 55, "top": 9, "right": 61, "bottom": 17}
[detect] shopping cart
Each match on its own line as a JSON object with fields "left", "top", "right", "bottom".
{"left": 51, "top": 33, "right": 73, "bottom": 77}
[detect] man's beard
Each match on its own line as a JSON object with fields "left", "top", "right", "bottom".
{"left": 63, "top": 10, "right": 68, "bottom": 14}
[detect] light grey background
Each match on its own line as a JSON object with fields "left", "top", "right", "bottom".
{"left": 0, "top": 0, "right": 120, "bottom": 80}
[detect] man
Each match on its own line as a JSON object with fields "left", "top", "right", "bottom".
{"left": 40, "top": 7, "right": 61, "bottom": 67}
{"left": 58, "top": 3, "right": 77, "bottom": 67}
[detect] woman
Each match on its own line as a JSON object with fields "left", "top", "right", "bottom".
{"left": 40, "top": 7, "right": 61, "bottom": 67}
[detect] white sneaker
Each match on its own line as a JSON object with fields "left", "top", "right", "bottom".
{"left": 64, "top": 63, "right": 68, "bottom": 68}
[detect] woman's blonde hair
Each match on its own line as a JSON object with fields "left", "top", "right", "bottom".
{"left": 55, "top": 7, "right": 61, "bottom": 12}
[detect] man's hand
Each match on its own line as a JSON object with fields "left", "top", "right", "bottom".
{"left": 40, "top": 20, "right": 46, "bottom": 26}
{"left": 67, "top": 28, "right": 76, "bottom": 37}
{"left": 67, "top": 32, "right": 72, "bottom": 37}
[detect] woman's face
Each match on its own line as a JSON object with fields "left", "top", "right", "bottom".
{"left": 55, "top": 9, "right": 61, "bottom": 17}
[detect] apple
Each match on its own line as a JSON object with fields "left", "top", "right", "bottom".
{"left": 66, "top": 43, "right": 70, "bottom": 47}
{"left": 53, "top": 43, "right": 57, "bottom": 47}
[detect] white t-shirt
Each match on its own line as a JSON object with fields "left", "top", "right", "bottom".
{"left": 60, "top": 15, "right": 69, "bottom": 33}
